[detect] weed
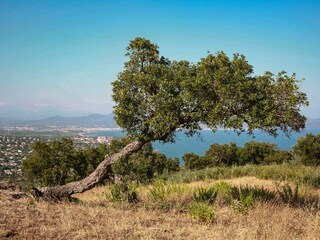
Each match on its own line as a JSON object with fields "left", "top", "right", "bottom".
{"left": 110, "top": 182, "right": 138, "bottom": 203}
{"left": 277, "top": 183, "right": 299, "bottom": 205}
{"left": 231, "top": 187, "right": 254, "bottom": 214}
{"left": 167, "top": 165, "right": 320, "bottom": 188}
{"left": 213, "top": 181, "right": 233, "bottom": 205}
{"left": 148, "top": 180, "right": 172, "bottom": 210}
{"left": 235, "top": 185, "right": 276, "bottom": 202}
{"left": 189, "top": 202, "right": 216, "bottom": 223}
{"left": 193, "top": 187, "right": 217, "bottom": 204}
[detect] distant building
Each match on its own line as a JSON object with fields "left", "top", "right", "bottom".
{"left": 97, "top": 136, "right": 107, "bottom": 143}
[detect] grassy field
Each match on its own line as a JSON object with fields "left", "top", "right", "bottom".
{"left": 165, "top": 164, "right": 320, "bottom": 187}
{"left": 1, "top": 172, "right": 319, "bottom": 239}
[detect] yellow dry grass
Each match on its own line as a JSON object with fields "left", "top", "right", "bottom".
{"left": 1, "top": 177, "right": 319, "bottom": 240}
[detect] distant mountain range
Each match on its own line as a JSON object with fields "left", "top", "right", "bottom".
{"left": 306, "top": 118, "right": 320, "bottom": 129}
{"left": 0, "top": 114, "right": 319, "bottom": 129}
{"left": 0, "top": 114, "right": 118, "bottom": 128}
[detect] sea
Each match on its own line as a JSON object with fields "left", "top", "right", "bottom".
{"left": 88, "top": 129, "right": 320, "bottom": 159}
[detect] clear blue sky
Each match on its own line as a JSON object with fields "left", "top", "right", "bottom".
{"left": 0, "top": 0, "right": 319, "bottom": 119}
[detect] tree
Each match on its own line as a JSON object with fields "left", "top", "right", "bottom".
{"left": 33, "top": 37, "right": 308, "bottom": 200}
{"left": 112, "top": 142, "right": 179, "bottom": 183}
{"left": 237, "top": 141, "right": 277, "bottom": 165}
{"left": 22, "top": 138, "right": 109, "bottom": 187}
{"left": 183, "top": 153, "right": 210, "bottom": 170}
{"left": 204, "top": 143, "right": 239, "bottom": 166}
{"left": 23, "top": 138, "right": 79, "bottom": 187}
{"left": 293, "top": 133, "right": 320, "bottom": 166}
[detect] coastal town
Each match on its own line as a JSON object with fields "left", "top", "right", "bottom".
{"left": 0, "top": 132, "right": 115, "bottom": 180}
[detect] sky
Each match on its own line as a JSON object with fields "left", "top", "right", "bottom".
{"left": 0, "top": 0, "right": 319, "bottom": 119}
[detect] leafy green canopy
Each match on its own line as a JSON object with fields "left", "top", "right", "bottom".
{"left": 22, "top": 138, "right": 109, "bottom": 187}
{"left": 22, "top": 137, "right": 179, "bottom": 187}
{"left": 112, "top": 37, "right": 308, "bottom": 143}
{"left": 293, "top": 133, "right": 320, "bottom": 166}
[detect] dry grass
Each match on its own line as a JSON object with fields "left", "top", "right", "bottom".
{"left": 1, "top": 177, "right": 319, "bottom": 240}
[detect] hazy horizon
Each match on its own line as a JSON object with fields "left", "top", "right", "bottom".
{"left": 1, "top": 112, "right": 319, "bottom": 122}
{"left": 1, "top": 1, "right": 320, "bottom": 119}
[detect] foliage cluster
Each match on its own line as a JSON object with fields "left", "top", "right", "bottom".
{"left": 183, "top": 141, "right": 292, "bottom": 170}
{"left": 109, "top": 182, "right": 138, "bottom": 203}
{"left": 22, "top": 138, "right": 108, "bottom": 187}
{"left": 293, "top": 133, "right": 320, "bottom": 166}
{"left": 113, "top": 37, "right": 308, "bottom": 145}
{"left": 183, "top": 133, "right": 320, "bottom": 170}
{"left": 111, "top": 140, "right": 179, "bottom": 183}
{"left": 106, "top": 179, "right": 318, "bottom": 224}
{"left": 22, "top": 137, "right": 179, "bottom": 187}
{"left": 166, "top": 164, "right": 320, "bottom": 188}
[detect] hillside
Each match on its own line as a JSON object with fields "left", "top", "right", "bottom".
{"left": 0, "top": 114, "right": 118, "bottom": 128}
{"left": 306, "top": 118, "right": 320, "bottom": 129}
{"left": 1, "top": 115, "right": 320, "bottom": 130}
{"left": 1, "top": 175, "right": 319, "bottom": 240}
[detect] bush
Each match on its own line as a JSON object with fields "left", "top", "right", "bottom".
{"left": 264, "top": 150, "right": 293, "bottom": 164}
{"left": 193, "top": 187, "right": 217, "bottom": 204}
{"left": 23, "top": 137, "right": 179, "bottom": 187}
{"left": 183, "top": 141, "right": 291, "bottom": 169}
{"left": 183, "top": 153, "right": 211, "bottom": 170}
{"left": 238, "top": 141, "right": 277, "bottom": 165}
{"left": 148, "top": 180, "right": 173, "bottom": 210}
{"left": 112, "top": 142, "right": 179, "bottom": 183}
{"left": 189, "top": 203, "right": 216, "bottom": 223}
{"left": 212, "top": 181, "right": 233, "bottom": 205}
{"left": 233, "top": 185, "right": 276, "bottom": 203}
{"left": 22, "top": 138, "right": 108, "bottom": 187}
{"left": 293, "top": 133, "right": 320, "bottom": 166}
{"left": 110, "top": 182, "right": 138, "bottom": 203}
{"left": 204, "top": 143, "right": 239, "bottom": 166}
{"left": 231, "top": 187, "right": 255, "bottom": 214}
{"left": 277, "top": 183, "right": 300, "bottom": 205}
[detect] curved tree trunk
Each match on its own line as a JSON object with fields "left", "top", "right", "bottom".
{"left": 32, "top": 140, "right": 144, "bottom": 201}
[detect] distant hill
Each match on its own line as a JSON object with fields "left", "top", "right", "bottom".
{"left": 306, "top": 118, "right": 320, "bottom": 129}
{"left": 0, "top": 114, "right": 118, "bottom": 128}
{"left": 0, "top": 114, "right": 320, "bottom": 130}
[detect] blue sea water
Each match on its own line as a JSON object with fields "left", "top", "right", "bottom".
{"left": 89, "top": 129, "right": 320, "bottom": 159}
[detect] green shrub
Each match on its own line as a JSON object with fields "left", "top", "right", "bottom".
{"left": 183, "top": 153, "right": 211, "bottom": 170}
{"left": 166, "top": 165, "right": 320, "bottom": 188}
{"left": 112, "top": 142, "right": 179, "bottom": 183}
{"left": 238, "top": 141, "right": 277, "bottom": 165}
{"left": 264, "top": 150, "right": 293, "bottom": 164}
{"left": 148, "top": 180, "right": 173, "bottom": 210}
{"left": 110, "top": 182, "right": 138, "bottom": 203}
{"left": 193, "top": 187, "right": 217, "bottom": 204}
{"left": 245, "top": 185, "right": 276, "bottom": 202}
{"left": 230, "top": 185, "right": 276, "bottom": 203}
{"left": 213, "top": 181, "right": 233, "bottom": 205}
{"left": 189, "top": 203, "right": 216, "bottom": 223}
{"left": 277, "top": 183, "right": 299, "bottom": 205}
{"left": 22, "top": 138, "right": 108, "bottom": 187}
{"left": 231, "top": 188, "right": 254, "bottom": 214}
{"left": 204, "top": 143, "right": 239, "bottom": 166}
{"left": 293, "top": 133, "right": 320, "bottom": 166}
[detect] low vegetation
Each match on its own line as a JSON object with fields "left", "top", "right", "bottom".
{"left": 21, "top": 133, "right": 320, "bottom": 190}
{"left": 183, "top": 134, "right": 320, "bottom": 170}
{"left": 1, "top": 176, "right": 319, "bottom": 239}
{"left": 2, "top": 133, "right": 320, "bottom": 239}
{"left": 3, "top": 129, "right": 319, "bottom": 239}
{"left": 165, "top": 164, "right": 320, "bottom": 187}
{"left": 22, "top": 137, "right": 179, "bottom": 188}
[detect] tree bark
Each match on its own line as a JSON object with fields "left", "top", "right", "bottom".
{"left": 32, "top": 140, "right": 144, "bottom": 201}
